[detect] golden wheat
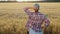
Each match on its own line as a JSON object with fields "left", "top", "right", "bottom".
{"left": 0, "top": 2, "right": 60, "bottom": 34}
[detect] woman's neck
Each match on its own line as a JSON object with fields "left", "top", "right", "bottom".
{"left": 35, "top": 10, "right": 39, "bottom": 12}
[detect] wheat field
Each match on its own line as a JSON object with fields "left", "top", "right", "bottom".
{"left": 0, "top": 2, "right": 60, "bottom": 34}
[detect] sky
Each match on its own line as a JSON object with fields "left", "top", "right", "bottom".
{"left": 16, "top": 0, "right": 45, "bottom": 2}
{"left": 0, "top": 0, "right": 59, "bottom": 2}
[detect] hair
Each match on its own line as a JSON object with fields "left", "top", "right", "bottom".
{"left": 34, "top": 3, "right": 40, "bottom": 9}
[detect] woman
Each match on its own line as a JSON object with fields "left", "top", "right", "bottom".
{"left": 24, "top": 4, "right": 50, "bottom": 34}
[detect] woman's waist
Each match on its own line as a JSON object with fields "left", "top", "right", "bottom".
{"left": 30, "top": 27, "right": 42, "bottom": 32}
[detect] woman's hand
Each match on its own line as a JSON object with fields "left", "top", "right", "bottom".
{"left": 28, "top": 7, "right": 37, "bottom": 11}
{"left": 41, "top": 23, "right": 46, "bottom": 29}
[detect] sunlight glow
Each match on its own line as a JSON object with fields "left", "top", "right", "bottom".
{"left": 17, "top": 0, "right": 38, "bottom": 1}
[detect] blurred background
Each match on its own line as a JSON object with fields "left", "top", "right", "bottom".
{"left": 0, "top": 0, "right": 60, "bottom": 2}
{"left": 0, "top": 1, "right": 60, "bottom": 34}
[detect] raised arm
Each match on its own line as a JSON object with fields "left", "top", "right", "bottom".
{"left": 24, "top": 7, "right": 36, "bottom": 15}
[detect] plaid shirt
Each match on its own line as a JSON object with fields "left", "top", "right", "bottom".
{"left": 24, "top": 7, "right": 50, "bottom": 32}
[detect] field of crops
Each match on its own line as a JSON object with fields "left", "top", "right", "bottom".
{"left": 0, "top": 2, "right": 60, "bottom": 34}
